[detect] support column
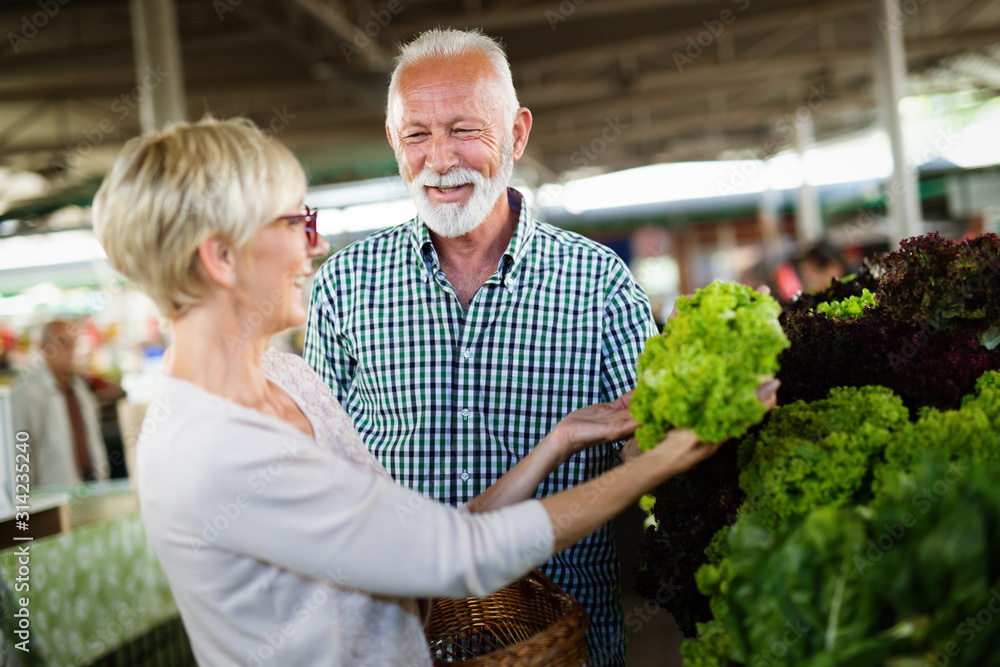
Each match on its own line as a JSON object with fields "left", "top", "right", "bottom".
{"left": 871, "top": 0, "right": 922, "bottom": 248}
{"left": 129, "top": 0, "right": 186, "bottom": 133}
{"left": 757, "top": 187, "right": 783, "bottom": 265}
{"left": 794, "top": 113, "right": 823, "bottom": 242}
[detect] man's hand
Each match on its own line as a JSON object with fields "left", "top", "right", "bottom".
{"left": 619, "top": 378, "right": 780, "bottom": 464}
{"left": 548, "top": 391, "right": 637, "bottom": 462}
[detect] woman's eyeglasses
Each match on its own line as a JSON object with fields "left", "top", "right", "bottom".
{"left": 276, "top": 206, "right": 319, "bottom": 247}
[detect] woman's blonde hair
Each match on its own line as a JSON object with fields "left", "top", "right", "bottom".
{"left": 92, "top": 117, "right": 307, "bottom": 319}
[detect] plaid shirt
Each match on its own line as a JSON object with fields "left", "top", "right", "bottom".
{"left": 304, "top": 189, "right": 657, "bottom": 666}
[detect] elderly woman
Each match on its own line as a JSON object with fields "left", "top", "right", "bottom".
{"left": 92, "top": 118, "right": 775, "bottom": 666}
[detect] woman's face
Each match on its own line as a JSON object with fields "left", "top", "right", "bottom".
{"left": 237, "top": 201, "right": 329, "bottom": 335}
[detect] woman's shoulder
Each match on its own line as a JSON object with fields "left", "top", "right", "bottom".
{"left": 143, "top": 375, "right": 272, "bottom": 450}
{"left": 262, "top": 349, "right": 332, "bottom": 398}
{"left": 262, "top": 348, "right": 314, "bottom": 374}
{"left": 261, "top": 349, "right": 388, "bottom": 478}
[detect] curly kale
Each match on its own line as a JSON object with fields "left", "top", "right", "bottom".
{"left": 635, "top": 236, "right": 1000, "bottom": 653}
{"left": 964, "top": 367, "right": 1000, "bottom": 403}
{"left": 631, "top": 281, "right": 788, "bottom": 447}
{"left": 783, "top": 257, "right": 883, "bottom": 314}
{"left": 877, "top": 232, "right": 1000, "bottom": 330}
{"left": 680, "top": 621, "right": 736, "bottom": 667}
{"left": 738, "top": 386, "right": 909, "bottom": 532}
{"left": 641, "top": 371, "right": 999, "bottom": 642}
{"left": 689, "top": 377, "right": 1000, "bottom": 666}
{"left": 697, "top": 456, "right": 1000, "bottom": 667}
{"left": 777, "top": 308, "right": 1000, "bottom": 413}
{"left": 875, "top": 370, "right": 1000, "bottom": 498}
{"left": 814, "top": 288, "right": 876, "bottom": 319}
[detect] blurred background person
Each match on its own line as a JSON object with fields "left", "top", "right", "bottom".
{"left": 795, "top": 240, "right": 847, "bottom": 294}
{"left": 10, "top": 319, "right": 111, "bottom": 486}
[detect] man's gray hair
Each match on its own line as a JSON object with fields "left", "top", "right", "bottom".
{"left": 386, "top": 28, "right": 520, "bottom": 136}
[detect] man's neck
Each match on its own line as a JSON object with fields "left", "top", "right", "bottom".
{"left": 428, "top": 192, "right": 519, "bottom": 308}
{"left": 46, "top": 362, "right": 73, "bottom": 388}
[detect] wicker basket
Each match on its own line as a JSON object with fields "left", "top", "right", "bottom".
{"left": 425, "top": 569, "right": 589, "bottom": 666}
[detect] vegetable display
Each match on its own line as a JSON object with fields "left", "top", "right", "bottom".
{"left": 634, "top": 233, "right": 1000, "bottom": 652}
{"left": 630, "top": 281, "right": 789, "bottom": 448}
{"left": 779, "top": 233, "right": 1000, "bottom": 412}
{"left": 737, "top": 385, "right": 909, "bottom": 532}
{"left": 687, "top": 455, "right": 1000, "bottom": 666}
{"left": 688, "top": 373, "right": 1000, "bottom": 663}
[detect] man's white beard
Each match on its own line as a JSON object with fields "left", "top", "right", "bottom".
{"left": 401, "top": 139, "right": 514, "bottom": 238}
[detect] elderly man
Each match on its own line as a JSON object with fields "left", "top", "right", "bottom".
{"left": 305, "top": 29, "right": 656, "bottom": 664}
{"left": 11, "top": 320, "right": 110, "bottom": 487}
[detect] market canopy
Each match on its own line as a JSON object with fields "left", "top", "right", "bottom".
{"left": 1, "top": 0, "right": 999, "bottom": 231}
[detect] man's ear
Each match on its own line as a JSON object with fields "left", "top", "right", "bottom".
{"left": 511, "top": 107, "right": 533, "bottom": 161}
{"left": 197, "top": 234, "right": 237, "bottom": 288}
{"left": 386, "top": 124, "right": 396, "bottom": 149}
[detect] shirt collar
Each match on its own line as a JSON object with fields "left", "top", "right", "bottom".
{"left": 409, "top": 188, "right": 536, "bottom": 285}
{"left": 35, "top": 364, "right": 66, "bottom": 393}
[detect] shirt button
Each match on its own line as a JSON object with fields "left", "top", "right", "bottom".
{"left": 461, "top": 408, "right": 470, "bottom": 419}
{"left": 463, "top": 348, "right": 471, "bottom": 359}
{"left": 436, "top": 271, "right": 446, "bottom": 281}
{"left": 460, "top": 471, "right": 470, "bottom": 481}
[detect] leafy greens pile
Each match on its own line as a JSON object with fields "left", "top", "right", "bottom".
{"left": 779, "top": 233, "right": 1000, "bottom": 412}
{"left": 687, "top": 453, "right": 1000, "bottom": 667}
{"left": 814, "top": 287, "right": 876, "bottom": 319}
{"left": 736, "top": 385, "right": 909, "bottom": 532}
{"left": 635, "top": 233, "right": 1000, "bottom": 644}
{"left": 630, "top": 281, "right": 788, "bottom": 448}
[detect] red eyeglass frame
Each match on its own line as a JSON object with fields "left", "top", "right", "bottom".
{"left": 276, "top": 206, "right": 319, "bottom": 247}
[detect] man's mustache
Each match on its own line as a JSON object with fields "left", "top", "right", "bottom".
{"left": 411, "top": 168, "right": 486, "bottom": 190}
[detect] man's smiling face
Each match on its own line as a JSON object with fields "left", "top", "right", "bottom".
{"left": 390, "top": 52, "right": 514, "bottom": 238}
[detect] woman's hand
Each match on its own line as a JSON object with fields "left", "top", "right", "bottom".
{"left": 545, "top": 391, "right": 638, "bottom": 463}
{"left": 640, "top": 378, "right": 780, "bottom": 472}
{"left": 467, "top": 392, "right": 637, "bottom": 513}
{"left": 542, "top": 378, "right": 782, "bottom": 552}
